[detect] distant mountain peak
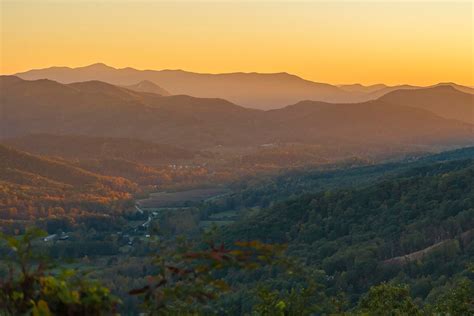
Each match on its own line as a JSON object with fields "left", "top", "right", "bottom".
{"left": 80, "top": 63, "right": 115, "bottom": 70}
{"left": 433, "top": 82, "right": 465, "bottom": 90}
{"left": 124, "top": 80, "right": 170, "bottom": 96}
{"left": 428, "top": 84, "right": 459, "bottom": 92}
{"left": 431, "top": 82, "right": 474, "bottom": 95}
{"left": 136, "top": 80, "right": 159, "bottom": 88}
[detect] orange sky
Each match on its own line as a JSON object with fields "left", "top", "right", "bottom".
{"left": 1, "top": 0, "right": 472, "bottom": 86}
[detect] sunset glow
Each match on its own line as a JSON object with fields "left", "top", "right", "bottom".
{"left": 1, "top": 0, "right": 473, "bottom": 86}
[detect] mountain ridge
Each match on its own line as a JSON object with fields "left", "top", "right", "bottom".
{"left": 15, "top": 63, "right": 473, "bottom": 110}
{"left": 379, "top": 85, "right": 474, "bottom": 124}
{"left": 1, "top": 76, "right": 473, "bottom": 149}
{"left": 123, "top": 80, "right": 170, "bottom": 96}
{"left": 9, "top": 64, "right": 393, "bottom": 109}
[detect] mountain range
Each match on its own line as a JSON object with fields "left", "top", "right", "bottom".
{"left": 380, "top": 85, "right": 474, "bottom": 124}
{"left": 1, "top": 75, "right": 473, "bottom": 150}
{"left": 15, "top": 63, "right": 473, "bottom": 110}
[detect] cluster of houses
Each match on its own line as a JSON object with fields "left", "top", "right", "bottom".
{"left": 42, "top": 207, "right": 160, "bottom": 248}
{"left": 116, "top": 207, "right": 162, "bottom": 246}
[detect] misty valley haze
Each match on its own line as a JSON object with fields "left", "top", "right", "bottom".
{"left": 15, "top": 63, "right": 474, "bottom": 110}
{"left": 3, "top": 63, "right": 474, "bottom": 146}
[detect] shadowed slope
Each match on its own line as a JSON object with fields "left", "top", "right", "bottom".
{"left": 0, "top": 144, "right": 134, "bottom": 189}
{"left": 379, "top": 86, "right": 474, "bottom": 124}
{"left": 123, "top": 80, "right": 170, "bottom": 96}
{"left": 1, "top": 76, "right": 473, "bottom": 149}
{"left": 3, "top": 134, "right": 196, "bottom": 163}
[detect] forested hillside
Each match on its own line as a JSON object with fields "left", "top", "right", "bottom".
{"left": 216, "top": 146, "right": 474, "bottom": 211}
{"left": 223, "top": 157, "right": 474, "bottom": 303}
{"left": 0, "top": 145, "right": 473, "bottom": 314}
{"left": 0, "top": 144, "right": 135, "bottom": 231}
{"left": 3, "top": 134, "right": 197, "bottom": 164}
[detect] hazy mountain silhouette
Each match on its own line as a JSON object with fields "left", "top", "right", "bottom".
{"left": 347, "top": 83, "right": 474, "bottom": 102}
{"left": 380, "top": 86, "right": 474, "bottom": 124}
{"left": 364, "top": 84, "right": 420, "bottom": 99}
{"left": 337, "top": 84, "right": 425, "bottom": 102}
{"left": 265, "top": 99, "right": 473, "bottom": 145}
{"left": 123, "top": 80, "right": 170, "bottom": 96}
{"left": 432, "top": 82, "right": 474, "bottom": 95}
{"left": 339, "top": 83, "right": 389, "bottom": 94}
{"left": 16, "top": 64, "right": 473, "bottom": 110}
{"left": 11, "top": 64, "right": 375, "bottom": 109}
{"left": 0, "top": 76, "right": 262, "bottom": 147}
{"left": 1, "top": 76, "right": 472, "bottom": 148}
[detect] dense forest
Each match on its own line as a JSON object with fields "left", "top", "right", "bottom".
{"left": 1, "top": 146, "right": 473, "bottom": 314}
{"left": 0, "top": 144, "right": 135, "bottom": 231}
{"left": 220, "top": 157, "right": 474, "bottom": 308}
{"left": 0, "top": 143, "right": 222, "bottom": 233}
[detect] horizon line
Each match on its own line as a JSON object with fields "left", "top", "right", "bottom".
{"left": 5, "top": 62, "right": 473, "bottom": 88}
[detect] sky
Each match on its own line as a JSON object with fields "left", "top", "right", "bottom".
{"left": 1, "top": 0, "right": 472, "bottom": 86}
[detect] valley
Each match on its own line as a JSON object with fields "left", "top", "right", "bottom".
{"left": 1, "top": 67, "right": 473, "bottom": 315}
{"left": 2, "top": 1, "right": 473, "bottom": 314}
{"left": 2, "top": 144, "right": 472, "bottom": 314}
